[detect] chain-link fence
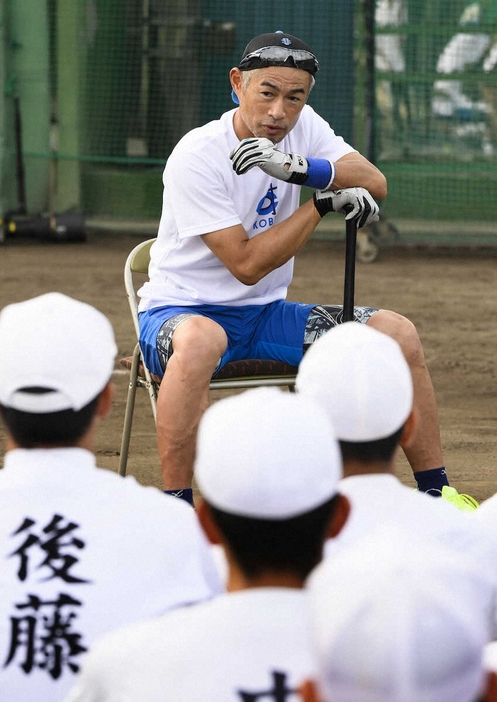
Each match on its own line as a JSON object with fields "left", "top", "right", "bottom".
{"left": 3, "top": 0, "right": 497, "bottom": 243}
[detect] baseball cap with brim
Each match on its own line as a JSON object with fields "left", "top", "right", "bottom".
{"left": 307, "top": 525, "right": 491, "bottom": 702}
{"left": 195, "top": 387, "right": 342, "bottom": 519}
{"left": 237, "top": 31, "right": 319, "bottom": 75}
{"left": 0, "top": 292, "right": 117, "bottom": 413}
{"left": 296, "top": 321, "right": 413, "bottom": 442}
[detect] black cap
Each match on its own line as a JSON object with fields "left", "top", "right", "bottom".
{"left": 238, "top": 31, "right": 319, "bottom": 75}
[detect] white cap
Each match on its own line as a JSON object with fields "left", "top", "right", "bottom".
{"left": 296, "top": 322, "right": 413, "bottom": 441}
{"left": 307, "top": 525, "right": 490, "bottom": 702}
{"left": 195, "top": 387, "right": 343, "bottom": 519}
{"left": 484, "top": 641, "right": 497, "bottom": 673}
{"left": 0, "top": 292, "right": 117, "bottom": 413}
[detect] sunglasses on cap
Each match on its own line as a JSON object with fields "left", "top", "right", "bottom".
{"left": 238, "top": 46, "right": 319, "bottom": 74}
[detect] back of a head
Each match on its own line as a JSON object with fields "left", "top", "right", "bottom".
{"left": 296, "top": 322, "right": 413, "bottom": 444}
{"left": 0, "top": 293, "right": 117, "bottom": 444}
{"left": 306, "top": 525, "right": 490, "bottom": 702}
{"left": 194, "top": 387, "right": 343, "bottom": 577}
{"left": 195, "top": 386, "right": 342, "bottom": 520}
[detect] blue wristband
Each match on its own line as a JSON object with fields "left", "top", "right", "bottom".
{"left": 303, "top": 158, "right": 335, "bottom": 190}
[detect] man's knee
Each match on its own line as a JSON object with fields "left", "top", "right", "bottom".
{"left": 171, "top": 316, "right": 228, "bottom": 371}
{"left": 367, "top": 309, "right": 425, "bottom": 367}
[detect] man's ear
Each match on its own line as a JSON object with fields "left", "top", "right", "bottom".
{"left": 399, "top": 407, "right": 419, "bottom": 449}
{"left": 96, "top": 382, "right": 114, "bottom": 420}
{"left": 326, "top": 493, "right": 350, "bottom": 539}
{"left": 196, "top": 499, "right": 223, "bottom": 545}
{"left": 299, "top": 679, "right": 323, "bottom": 702}
{"left": 229, "top": 67, "right": 243, "bottom": 100}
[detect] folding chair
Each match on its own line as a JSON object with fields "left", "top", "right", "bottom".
{"left": 118, "top": 239, "right": 298, "bottom": 476}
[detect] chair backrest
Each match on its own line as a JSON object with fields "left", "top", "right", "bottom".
{"left": 124, "top": 238, "right": 156, "bottom": 339}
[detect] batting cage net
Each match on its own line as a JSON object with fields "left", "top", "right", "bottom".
{"left": 3, "top": 0, "right": 497, "bottom": 244}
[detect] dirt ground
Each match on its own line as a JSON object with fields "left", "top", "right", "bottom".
{"left": 0, "top": 231, "right": 496, "bottom": 503}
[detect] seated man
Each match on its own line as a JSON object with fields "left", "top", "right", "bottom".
{"left": 0, "top": 293, "right": 222, "bottom": 701}
{"left": 137, "top": 29, "right": 450, "bottom": 506}
{"left": 64, "top": 387, "right": 349, "bottom": 701}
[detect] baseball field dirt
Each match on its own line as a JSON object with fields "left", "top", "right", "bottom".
{"left": 0, "top": 231, "right": 496, "bottom": 503}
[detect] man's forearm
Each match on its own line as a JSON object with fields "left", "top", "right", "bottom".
{"left": 331, "top": 156, "right": 387, "bottom": 200}
{"left": 239, "top": 199, "right": 322, "bottom": 284}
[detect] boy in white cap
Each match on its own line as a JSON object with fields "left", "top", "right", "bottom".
{"left": 296, "top": 322, "right": 497, "bottom": 633}
{"left": 297, "top": 320, "right": 475, "bottom": 508}
{"left": 0, "top": 293, "right": 222, "bottom": 702}
{"left": 301, "top": 525, "right": 495, "bottom": 702}
{"left": 64, "top": 387, "right": 349, "bottom": 702}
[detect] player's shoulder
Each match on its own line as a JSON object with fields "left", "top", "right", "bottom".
{"left": 94, "top": 467, "right": 196, "bottom": 521}
{"left": 92, "top": 592, "right": 221, "bottom": 663}
{"left": 172, "top": 109, "right": 235, "bottom": 154}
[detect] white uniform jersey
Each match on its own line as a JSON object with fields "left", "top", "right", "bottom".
{"left": 65, "top": 588, "right": 315, "bottom": 702}
{"left": 324, "top": 473, "right": 497, "bottom": 635}
{"left": 138, "top": 104, "right": 355, "bottom": 311}
{"left": 474, "top": 492, "right": 497, "bottom": 534}
{"left": 0, "top": 448, "right": 223, "bottom": 701}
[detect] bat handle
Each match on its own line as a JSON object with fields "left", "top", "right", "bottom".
{"left": 343, "top": 216, "right": 358, "bottom": 323}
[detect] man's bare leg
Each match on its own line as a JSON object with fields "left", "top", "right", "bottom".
{"left": 156, "top": 316, "right": 228, "bottom": 490}
{"left": 367, "top": 309, "right": 444, "bottom": 473}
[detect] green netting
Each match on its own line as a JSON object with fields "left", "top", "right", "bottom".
{"left": 371, "top": 0, "right": 497, "bottom": 230}
{"left": 5, "top": 0, "right": 497, "bottom": 240}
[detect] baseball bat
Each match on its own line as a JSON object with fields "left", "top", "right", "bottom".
{"left": 342, "top": 216, "right": 358, "bottom": 323}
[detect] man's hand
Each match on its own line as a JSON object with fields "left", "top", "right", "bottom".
{"left": 230, "top": 137, "right": 308, "bottom": 184}
{"left": 313, "top": 187, "right": 379, "bottom": 228}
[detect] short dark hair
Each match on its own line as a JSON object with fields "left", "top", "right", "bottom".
{"left": 0, "top": 388, "right": 100, "bottom": 448}
{"left": 339, "top": 425, "right": 404, "bottom": 464}
{"left": 208, "top": 494, "right": 339, "bottom": 580}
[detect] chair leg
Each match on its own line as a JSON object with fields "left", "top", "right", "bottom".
{"left": 143, "top": 368, "right": 158, "bottom": 421}
{"left": 118, "top": 344, "right": 141, "bottom": 477}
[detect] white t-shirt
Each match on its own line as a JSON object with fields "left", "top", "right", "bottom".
{"left": 0, "top": 448, "right": 223, "bottom": 701}
{"left": 65, "top": 588, "right": 315, "bottom": 702}
{"left": 138, "top": 105, "right": 356, "bottom": 310}
{"left": 324, "top": 473, "right": 497, "bottom": 635}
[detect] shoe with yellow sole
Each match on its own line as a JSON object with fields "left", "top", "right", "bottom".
{"left": 441, "top": 485, "right": 479, "bottom": 513}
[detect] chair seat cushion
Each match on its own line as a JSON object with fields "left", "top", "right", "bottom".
{"left": 119, "top": 357, "right": 298, "bottom": 384}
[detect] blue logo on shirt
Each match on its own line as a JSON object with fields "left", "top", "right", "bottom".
{"left": 256, "top": 184, "right": 278, "bottom": 216}
{"left": 254, "top": 184, "right": 278, "bottom": 230}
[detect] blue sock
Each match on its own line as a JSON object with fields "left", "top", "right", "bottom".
{"left": 164, "top": 488, "right": 194, "bottom": 506}
{"left": 413, "top": 467, "right": 449, "bottom": 497}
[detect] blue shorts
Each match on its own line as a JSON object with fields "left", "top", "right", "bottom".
{"left": 139, "top": 301, "right": 378, "bottom": 378}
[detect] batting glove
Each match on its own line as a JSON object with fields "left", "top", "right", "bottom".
{"left": 313, "top": 187, "right": 379, "bottom": 228}
{"left": 230, "top": 137, "right": 308, "bottom": 184}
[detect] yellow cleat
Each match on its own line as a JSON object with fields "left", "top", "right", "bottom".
{"left": 441, "top": 486, "right": 479, "bottom": 513}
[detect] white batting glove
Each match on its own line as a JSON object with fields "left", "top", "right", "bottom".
{"left": 230, "top": 137, "right": 308, "bottom": 184}
{"left": 313, "top": 187, "right": 379, "bottom": 228}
